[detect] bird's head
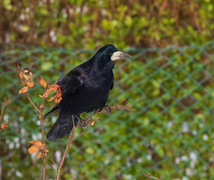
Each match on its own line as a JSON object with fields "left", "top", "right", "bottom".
{"left": 93, "top": 44, "right": 132, "bottom": 71}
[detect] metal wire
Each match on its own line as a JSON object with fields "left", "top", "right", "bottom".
{"left": 0, "top": 42, "right": 214, "bottom": 179}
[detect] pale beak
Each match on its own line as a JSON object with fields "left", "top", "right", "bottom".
{"left": 111, "top": 51, "right": 132, "bottom": 61}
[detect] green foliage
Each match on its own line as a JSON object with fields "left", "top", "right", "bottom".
{"left": 0, "top": 0, "right": 214, "bottom": 48}
{"left": 1, "top": 42, "right": 214, "bottom": 179}
{"left": 1, "top": 0, "right": 214, "bottom": 179}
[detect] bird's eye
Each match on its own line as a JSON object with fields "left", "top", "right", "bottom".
{"left": 109, "top": 53, "right": 112, "bottom": 57}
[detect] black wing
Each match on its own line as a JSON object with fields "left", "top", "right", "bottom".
{"left": 44, "top": 71, "right": 85, "bottom": 118}
{"left": 57, "top": 72, "right": 85, "bottom": 96}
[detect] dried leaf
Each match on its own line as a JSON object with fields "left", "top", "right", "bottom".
{"left": 28, "top": 140, "right": 49, "bottom": 155}
{"left": 40, "top": 104, "right": 44, "bottom": 109}
{"left": 48, "top": 94, "right": 56, "bottom": 102}
{"left": 56, "top": 87, "right": 61, "bottom": 92}
{"left": 36, "top": 152, "right": 42, "bottom": 158}
{"left": 19, "top": 71, "right": 23, "bottom": 79}
{"left": 24, "top": 70, "right": 29, "bottom": 73}
{"left": 27, "top": 81, "right": 34, "bottom": 87}
{"left": 54, "top": 98, "right": 59, "bottom": 103}
{"left": 41, "top": 143, "right": 49, "bottom": 152}
{"left": 49, "top": 84, "right": 59, "bottom": 92}
{"left": 40, "top": 76, "right": 47, "bottom": 89}
{"left": 1, "top": 120, "right": 8, "bottom": 130}
{"left": 91, "top": 121, "right": 95, "bottom": 126}
{"left": 44, "top": 148, "right": 49, "bottom": 153}
{"left": 23, "top": 75, "right": 29, "bottom": 81}
{"left": 55, "top": 96, "right": 62, "bottom": 103}
{"left": 19, "top": 86, "right": 28, "bottom": 94}
{"left": 28, "top": 145, "right": 39, "bottom": 154}
{"left": 40, "top": 91, "right": 50, "bottom": 98}
{"left": 55, "top": 93, "right": 62, "bottom": 99}
{"left": 29, "top": 140, "right": 43, "bottom": 148}
{"left": 29, "top": 72, "right": 33, "bottom": 80}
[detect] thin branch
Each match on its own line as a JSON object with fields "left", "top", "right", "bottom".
{"left": 0, "top": 97, "right": 12, "bottom": 124}
{"left": 17, "top": 64, "right": 46, "bottom": 180}
{"left": 47, "top": 154, "right": 58, "bottom": 168}
{"left": 144, "top": 171, "right": 163, "bottom": 180}
{"left": 17, "top": 64, "right": 39, "bottom": 112}
{"left": 39, "top": 96, "right": 48, "bottom": 180}
{"left": 55, "top": 100, "right": 132, "bottom": 179}
{"left": 57, "top": 116, "right": 79, "bottom": 180}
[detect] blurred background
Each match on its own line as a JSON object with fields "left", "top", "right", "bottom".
{"left": 1, "top": 0, "right": 214, "bottom": 179}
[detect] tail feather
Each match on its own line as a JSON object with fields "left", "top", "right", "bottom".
{"left": 44, "top": 105, "right": 59, "bottom": 119}
{"left": 46, "top": 115, "right": 79, "bottom": 141}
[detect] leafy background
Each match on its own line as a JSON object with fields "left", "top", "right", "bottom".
{"left": 1, "top": 0, "right": 214, "bottom": 179}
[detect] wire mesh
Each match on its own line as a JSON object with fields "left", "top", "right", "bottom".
{"left": 0, "top": 42, "right": 214, "bottom": 179}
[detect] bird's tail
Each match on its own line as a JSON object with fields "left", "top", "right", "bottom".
{"left": 46, "top": 115, "right": 79, "bottom": 141}
{"left": 44, "top": 104, "right": 59, "bottom": 119}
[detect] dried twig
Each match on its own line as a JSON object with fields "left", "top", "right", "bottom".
{"left": 144, "top": 171, "right": 163, "bottom": 180}
{"left": 56, "top": 99, "right": 132, "bottom": 179}
{"left": 0, "top": 97, "right": 12, "bottom": 132}
{"left": 17, "top": 64, "right": 46, "bottom": 180}
{"left": 56, "top": 116, "right": 79, "bottom": 180}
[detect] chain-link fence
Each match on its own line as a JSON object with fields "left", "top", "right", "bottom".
{"left": 1, "top": 42, "right": 214, "bottom": 180}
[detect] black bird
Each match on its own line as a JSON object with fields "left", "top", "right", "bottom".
{"left": 44, "top": 44, "right": 132, "bottom": 140}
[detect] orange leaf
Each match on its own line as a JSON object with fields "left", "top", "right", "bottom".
{"left": 36, "top": 152, "right": 42, "bottom": 158}
{"left": 1, "top": 120, "right": 8, "bottom": 130}
{"left": 48, "top": 95, "right": 56, "bottom": 102}
{"left": 40, "top": 104, "right": 44, "bottom": 109}
{"left": 55, "top": 96, "right": 62, "bottom": 103}
{"left": 40, "top": 76, "right": 47, "bottom": 89}
{"left": 28, "top": 146, "right": 39, "bottom": 154}
{"left": 19, "top": 86, "right": 28, "bottom": 94}
{"left": 41, "top": 144, "right": 49, "bottom": 153}
{"left": 19, "top": 71, "right": 23, "bottom": 79}
{"left": 91, "top": 121, "right": 95, "bottom": 126}
{"left": 55, "top": 93, "right": 62, "bottom": 99}
{"left": 23, "top": 75, "right": 29, "bottom": 81}
{"left": 29, "top": 72, "right": 33, "bottom": 79}
{"left": 30, "top": 140, "right": 43, "bottom": 148}
{"left": 24, "top": 70, "right": 29, "bottom": 73}
{"left": 27, "top": 81, "right": 34, "bottom": 87}
{"left": 44, "top": 148, "right": 49, "bottom": 153}
{"left": 56, "top": 87, "right": 61, "bottom": 92}
{"left": 49, "top": 84, "right": 59, "bottom": 92}
{"left": 40, "top": 90, "right": 50, "bottom": 98}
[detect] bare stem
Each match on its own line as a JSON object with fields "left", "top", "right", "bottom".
{"left": 55, "top": 101, "right": 132, "bottom": 179}
{"left": 18, "top": 65, "right": 46, "bottom": 180}
{"left": 0, "top": 98, "right": 12, "bottom": 124}
{"left": 56, "top": 116, "right": 79, "bottom": 180}
{"left": 47, "top": 155, "right": 58, "bottom": 168}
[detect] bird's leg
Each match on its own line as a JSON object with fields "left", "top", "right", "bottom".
{"left": 77, "top": 115, "right": 87, "bottom": 128}
{"left": 104, "top": 105, "right": 112, "bottom": 114}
